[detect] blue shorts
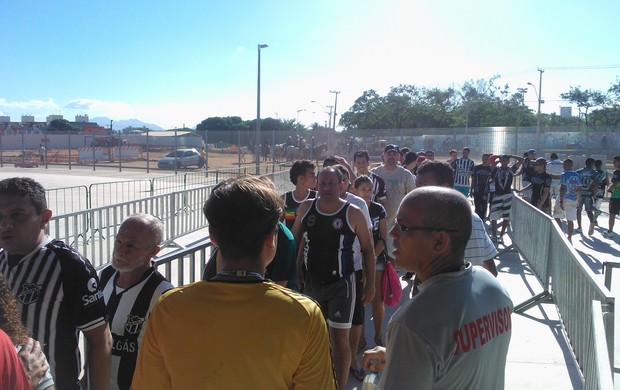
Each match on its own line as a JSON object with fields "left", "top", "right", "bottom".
{"left": 578, "top": 195, "right": 594, "bottom": 212}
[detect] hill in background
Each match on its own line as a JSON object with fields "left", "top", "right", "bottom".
{"left": 91, "top": 117, "right": 164, "bottom": 131}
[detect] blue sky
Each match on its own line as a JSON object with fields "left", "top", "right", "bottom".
{"left": 1, "top": 0, "right": 619, "bottom": 129}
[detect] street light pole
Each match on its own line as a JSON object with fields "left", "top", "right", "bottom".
{"left": 310, "top": 100, "right": 332, "bottom": 128}
{"left": 527, "top": 68, "right": 544, "bottom": 149}
{"left": 296, "top": 109, "right": 306, "bottom": 123}
{"left": 256, "top": 44, "right": 268, "bottom": 174}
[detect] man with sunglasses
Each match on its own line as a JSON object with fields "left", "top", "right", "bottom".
{"left": 414, "top": 161, "right": 498, "bottom": 276}
{"left": 362, "top": 186, "right": 513, "bottom": 388}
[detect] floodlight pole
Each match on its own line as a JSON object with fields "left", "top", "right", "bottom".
{"left": 256, "top": 44, "right": 269, "bottom": 175}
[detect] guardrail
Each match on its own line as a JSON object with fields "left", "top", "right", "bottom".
{"left": 510, "top": 193, "right": 615, "bottom": 387}
{"left": 45, "top": 163, "right": 291, "bottom": 215}
{"left": 48, "top": 170, "right": 293, "bottom": 269}
{"left": 152, "top": 239, "right": 213, "bottom": 287}
{"left": 46, "top": 185, "right": 88, "bottom": 216}
{"left": 585, "top": 300, "right": 615, "bottom": 390}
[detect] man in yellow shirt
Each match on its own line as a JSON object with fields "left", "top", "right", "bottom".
{"left": 132, "top": 176, "right": 337, "bottom": 389}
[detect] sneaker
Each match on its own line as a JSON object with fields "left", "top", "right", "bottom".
{"left": 588, "top": 224, "right": 595, "bottom": 236}
{"left": 574, "top": 227, "right": 582, "bottom": 233}
{"left": 603, "top": 231, "right": 615, "bottom": 239}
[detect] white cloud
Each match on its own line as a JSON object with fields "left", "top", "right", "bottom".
{"left": 0, "top": 98, "right": 59, "bottom": 110}
{"left": 236, "top": 46, "right": 245, "bottom": 53}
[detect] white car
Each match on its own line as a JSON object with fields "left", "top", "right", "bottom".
{"left": 157, "top": 149, "right": 204, "bottom": 169}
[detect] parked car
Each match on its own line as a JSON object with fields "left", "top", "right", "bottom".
{"left": 13, "top": 152, "right": 39, "bottom": 168}
{"left": 157, "top": 148, "right": 204, "bottom": 169}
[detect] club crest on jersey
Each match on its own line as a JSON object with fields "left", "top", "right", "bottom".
{"left": 86, "top": 277, "right": 98, "bottom": 292}
{"left": 332, "top": 218, "right": 343, "bottom": 230}
{"left": 125, "top": 315, "right": 146, "bottom": 335}
{"left": 307, "top": 215, "right": 316, "bottom": 227}
{"left": 18, "top": 283, "right": 43, "bottom": 305}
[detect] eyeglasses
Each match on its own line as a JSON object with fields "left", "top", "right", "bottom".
{"left": 394, "top": 220, "right": 459, "bottom": 233}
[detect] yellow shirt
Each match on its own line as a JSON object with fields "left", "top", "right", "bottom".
{"left": 132, "top": 280, "right": 336, "bottom": 390}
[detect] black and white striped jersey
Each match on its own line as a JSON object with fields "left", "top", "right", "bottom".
{"left": 99, "top": 265, "right": 173, "bottom": 390}
{"left": 0, "top": 238, "right": 107, "bottom": 390}
{"left": 453, "top": 158, "right": 475, "bottom": 186}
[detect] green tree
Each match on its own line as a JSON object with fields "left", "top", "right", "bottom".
{"left": 47, "top": 119, "right": 77, "bottom": 133}
{"left": 560, "top": 86, "right": 606, "bottom": 126}
{"left": 196, "top": 116, "right": 249, "bottom": 146}
{"left": 339, "top": 78, "right": 536, "bottom": 130}
{"left": 589, "top": 77, "right": 620, "bottom": 126}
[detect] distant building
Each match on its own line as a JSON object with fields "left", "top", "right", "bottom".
{"left": 81, "top": 122, "right": 106, "bottom": 135}
{"left": 21, "top": 115, "right": 35, "bottom": 123}
{"left": 0, "top": 116, "right": 10, "bottom": 123}
{"left": 75, "top": 114, "right": 89, "bottom": 122}
{"left": 46, "top": 114, "right": 64, "bottom": 124}
{"left": 560, "top": 107, "right": 572, "bottom": 118}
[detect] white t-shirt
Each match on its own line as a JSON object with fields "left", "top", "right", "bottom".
{"left": 465, "top": 213, "right": 498, "bottom": 266}
{"left": 547, "top": 159, "right": 564, "bottom": 185}
{"left": 371, "top": 165, "right": 416, "bottom": 224}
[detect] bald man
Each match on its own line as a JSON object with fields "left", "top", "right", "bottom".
{"left": 99, "top": 214, "right": 173, "bottom": 390}
{"left": 415, "top": 160, "right": 498, "bottom": 276}
{"left": 362, "top": 187, "right": 513, "bottom": 389}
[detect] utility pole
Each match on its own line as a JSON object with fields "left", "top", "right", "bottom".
{"left": 330, "top": 90, "right": 340, "bottom": 131}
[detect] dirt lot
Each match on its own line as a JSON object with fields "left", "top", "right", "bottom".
{"left": 0, "top": 149, "right": 264, "bottom": 171}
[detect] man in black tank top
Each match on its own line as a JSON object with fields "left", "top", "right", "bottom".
{"left": 292, "top": 167, "right": 375, "bottom": 388}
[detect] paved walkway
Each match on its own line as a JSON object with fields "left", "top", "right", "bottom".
{"left": 347, "top": 214, "right": 619, "bottom": 390}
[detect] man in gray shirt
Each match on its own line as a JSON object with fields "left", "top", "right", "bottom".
{"left": 362, "top": 187, "right": 513, "bottom": 389}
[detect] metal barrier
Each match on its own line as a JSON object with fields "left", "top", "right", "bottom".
{"left": 152, "top": 239, "right": 213, "bottom": 287}
{"left": 88, "top": 179, "right": 153, "bottom": 208}
{"left": 511, "top": 193, "right": 615, "bottom": 386}
{"left": 511, "top": 196, "right": 553, "bottom": 292}
{"left": 49, "top": 185, "right": 211, "bottom": 268}
{"left": 47, "top": 164, "right": 291, "bottom": 216}
{"left": 584, "top": 300, "right": 615, "bottom": 390}
{"left": 48, "top": 170, "right": 291, "bottom": 268}
{"left": 46, "top": 185, "right": 88, "bottom": 216}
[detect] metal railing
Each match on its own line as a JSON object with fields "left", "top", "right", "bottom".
{"left": 46, "top": 185, "right": 88, "bottom": 216}
{"left": 45, "top": 164, "right": 291, "bottom": 216}
{"left": 510, "top": 193, "right": 615, "bottom": 387}
{"left": 47, "top": 170, "right": 292, "bottom": 269}
{"left": 585, "top": 300, "right": 615, "bottom": 390}
{"left": 152, "top": 239, "right": 213, "bottom": 287}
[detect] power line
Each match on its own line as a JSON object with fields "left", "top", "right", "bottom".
{"left": 499, "top": 64, "right": 620, "bottom": 78}
{"left": 543, "top": 64, "right": 620, "bottom": 71}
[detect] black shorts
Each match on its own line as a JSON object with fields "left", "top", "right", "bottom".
{"left": 352, "top": 270, "right": 365, "bottom": 326}
{"left": 610, "top": 198, "right": 620, "bottom": 216}
{"left": 304, "top": 273, "right": 355, "bottom": 329}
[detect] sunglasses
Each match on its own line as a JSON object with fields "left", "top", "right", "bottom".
{"left": 395, "top": 220, "right": 459, "bottom": 233}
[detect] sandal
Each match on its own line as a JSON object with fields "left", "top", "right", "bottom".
{"left": 350, "top": 366, "right": 365, "bottom": 381}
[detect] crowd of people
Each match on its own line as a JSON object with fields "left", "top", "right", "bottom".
{"left": 0, "top": 143, "right": 617, "bottom": 389}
